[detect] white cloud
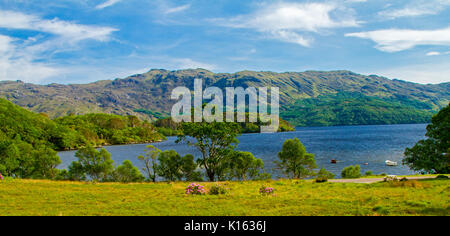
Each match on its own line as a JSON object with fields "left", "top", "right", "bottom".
{"left": 379, "top": 7, "right": 436, "bottom": 19}
{"left": 165, "top": 4, "right": 191, "bottom": 14}
{"left": 374, "top": 62, "right": 450, "bottom": 84}
{"left": 213, "top": 2, "right": 359, "bottom": 46}
{"left": 95, "top": 0, "right": 122, "bottom": 10}
{"left": 174, "top": 58, "right": 217, "bottom": 71}
{"left": 426, "top": 51, "right": 450, "bottom": 56}
{"left": 0, "top": 35, "right": 61, "bottom": 83}
{"left": 346, "top": 28, "right": 450, "bottom": 52}
{"left": 270, "top": 30, "right": 312, "bottom": 47}
{"left": 426, "top": 51, "right": 441, "bottom": 56}
{"left": 0, "top": 35, "right": 12, "bottom": 53}
{"left": 379, "top": 0, "right": 450, "bottom": 19}
{"left": 0, "top": 10, "right": 118, "bottom": 83}
{"left": 0, "top": 10, "right": 117, "bottom": 42}
{"left": 221, "top": 2, "right": 359, "bottom": 31}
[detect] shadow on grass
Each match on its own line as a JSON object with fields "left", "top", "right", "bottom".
{"left": 418, "top": 178, "right": 450, "bottom": 182}
{"left": 419, "top": 207, "right": 450, "bottom": 216}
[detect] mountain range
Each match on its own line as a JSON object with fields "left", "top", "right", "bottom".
{"left": 0, "top": 69, "right": 448, "bottom": 126}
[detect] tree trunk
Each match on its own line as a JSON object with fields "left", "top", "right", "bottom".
{"left": 207, "top": 171, "right": 215, "bottom": 182}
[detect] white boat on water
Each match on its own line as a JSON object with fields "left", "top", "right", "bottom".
{"left": 385, "top": 160, "right": 398, "bottom": 166}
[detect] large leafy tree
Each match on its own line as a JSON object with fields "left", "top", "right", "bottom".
{"left": 73, "top": 145, "right": 114, "bottom": 182}
{"left": 180, "top": 154, "right": 203, "bottom": 181}
{"left": 228, "top": 151, "right": 264, "bottom": 181}
{"left": 157, "top": 151, "right": 203, "bottom": 182}
{"left": 177, "top": 122, "right": 241, "bottom": 181}
{"left": 276, "top": 138, "right": 317, "bottom": 179}
{"left": 157, "top": 150, "right": 183, "bottom": 181}
{"left": 138, "top": 145, "right": 161, "bottom": 182}
{"left": 403, "top": 104, "right": 450, "bottom": 174}
{"left": 32, "top": 144, "right": 61, "bottom": 179}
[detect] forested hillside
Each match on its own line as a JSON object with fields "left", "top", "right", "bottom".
{"left": 1, "top": 69, "right": 448, "bottom": 126}
{"left": 281, "top": 93, "right": 436, "bottom": 126}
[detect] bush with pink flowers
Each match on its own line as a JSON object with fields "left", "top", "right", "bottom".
{"left": 185, "top": 183, "right": 206, "bottom": 195}
{"left": 0, "top": 173, "right": 4, "bottom": 181}
{"left": 259, "top": 186, "right": 275, "bottom": 196}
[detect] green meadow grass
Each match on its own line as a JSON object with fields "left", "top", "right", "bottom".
{"left": 0, "top": 178, "right": 448, "bottom": 216}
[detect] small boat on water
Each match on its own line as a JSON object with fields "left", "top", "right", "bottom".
{"left": 385, "top": 160, "right": 398, "bottom": 166}
{"left": 331, "top": 159, "right": 337, "bottom": 164}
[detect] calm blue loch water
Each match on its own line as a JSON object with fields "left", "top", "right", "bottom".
{"left": 58, "top": 124, "right": 427, "bottom": 178}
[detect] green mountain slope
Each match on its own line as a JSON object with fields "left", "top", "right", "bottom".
{"left": 0, "top": 69, "right": 448, "bottom": 126}
{"left": 281, "top": 93, "right": 436, "bottom": 127}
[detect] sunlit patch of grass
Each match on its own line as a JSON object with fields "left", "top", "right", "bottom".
{"left": 0, "top": 178, "right": 448, "bottom": 216}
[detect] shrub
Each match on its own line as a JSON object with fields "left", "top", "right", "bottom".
{"left": 341, "top": 165, "right": 362, "bottom": 179}
{"left": 384, "top": 175, "right": 399, "bottom": 182}
{"left": 259, "top": 186, "right": 275, "bottom": 196}
{"left": 67, "top": 161, "right": 86, "bottom": 181}
{"left": 315, "top": 178, "right": 328, "bottom": 183}
{"left": 365, "top": 171, "right": 374, "bottom": 176}
{"left": 0, "top": 172, "right": 4, "bottom": 181}
{"left": 112, "top": 160, "right": 145, "bottom": 183}
{"left": 255, "top": 172, "right": 273, "bottom": 181}
{"left": 315, "top": 168, "right": 335, "bottom": 183}
{"left": 186, "top": 183, "right": 206, "bottom": 195}
{"left": 209, "top": 184, "right": 228, "bottom": 195}
{"left": 54, "top": 169, "right": 69, "bottom": 181}
{"left": 436, "top": 175, "right": 449, "bottom": 179}
{"left": 373, "top": 206, "right": 390, "bottom": 215}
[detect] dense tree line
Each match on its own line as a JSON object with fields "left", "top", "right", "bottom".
{"left": 55, "top": 113, "right": 164, "bottom": 147}
{"left": 154, "top": 113, "right": 295, "bottom": 137}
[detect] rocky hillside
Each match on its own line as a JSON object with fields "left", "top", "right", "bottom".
{"left": 0, "top": 69, "right": 448, "bottom": 126}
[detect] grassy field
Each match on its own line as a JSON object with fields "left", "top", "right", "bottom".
{"left": 0, "top": 178, "right": 448, "bottom": 216}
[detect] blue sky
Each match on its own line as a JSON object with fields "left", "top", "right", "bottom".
{"left": 0, "top": 0, "right": 449, "bottom": 85}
